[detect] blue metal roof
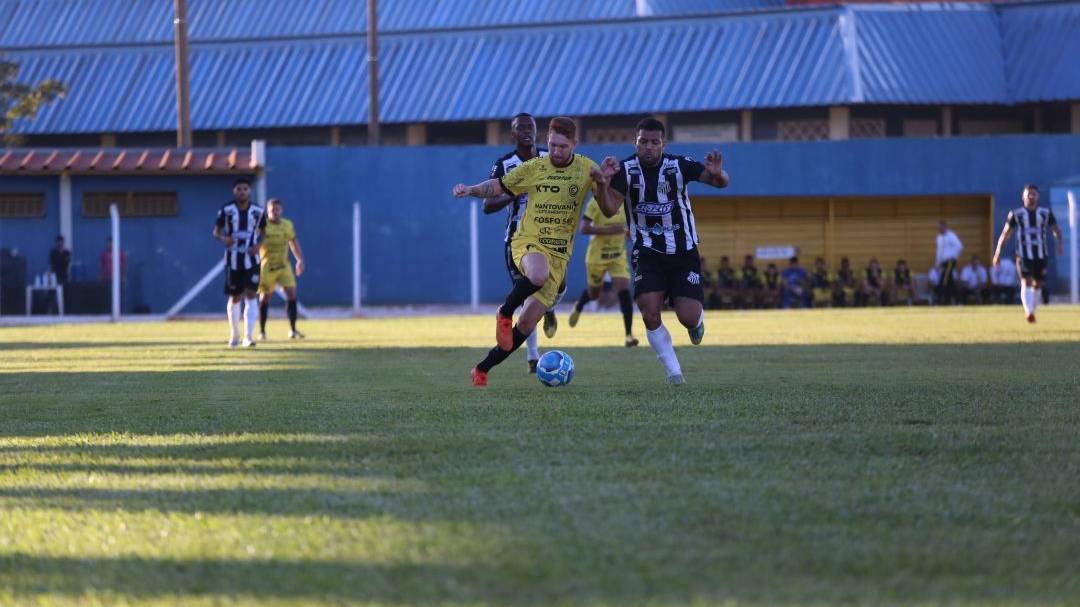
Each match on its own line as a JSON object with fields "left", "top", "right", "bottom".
{"left": 853, "top": 4, "right": 1007, "bottom": 103}
{"left": 4, "top": 2, "right": 1078, "bottom": 134}
{"left": 0, "top": 0, "right": 783, "bottom": 48}
{"left": 999, "top": 1, "right": 1080, "bottom": 103}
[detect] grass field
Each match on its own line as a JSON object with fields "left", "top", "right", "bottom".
{"left": 1, "top": 306, "right": 1079, "bottom": 606}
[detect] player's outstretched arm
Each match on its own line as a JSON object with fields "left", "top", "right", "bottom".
{"left": 453, "top": 179, "right": 505, "bottom": 199}
{"left": 212, "top": 225, "right": 234, "bottom": 247}
{"left": 289, "top": 238, "right": 305, "bottom": 277}
{"left": 699, "top": 149, "right": 730, "bottom": 188}
{"left": 991, "top": 224, "right": 1013, "bottom": 267}
{"left": 482, "top": 194, "right": 514, "bottom": 215}
{"left": 594, "top": 157, "right": 621, "bottom": 217}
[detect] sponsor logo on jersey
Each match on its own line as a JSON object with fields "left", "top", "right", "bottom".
{"left": 656, "top": 181, "right": 671, "bottom": 196}
{"left": 635, "top": 202, "right": 673, "bottom": 216}
{"left": 641, "top": 223, "right": 681, "bottom": 236}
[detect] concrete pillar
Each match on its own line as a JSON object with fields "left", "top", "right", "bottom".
{"left": 740, "top": 110, "right": 753, "bottom": 142}
{"left": 329, "top": 126, "right": 341, "bottom": 146}
{"left": 829, "top": 106, "right": 850, "bottom": 140}
{"left": 59, "top": 172, "right": 73, "bottom": 251}
{"left": 405, "top": 123, "right": 427, "bottom": 146}
{"left": 485, "top": 120, "right": 502, "bottom": 145}
{"left": 941, "top": 106, "right": 953, "bottom": 137}
{"left": 1071, "top": 103, "right": 1080, "bottom": 134}
{"left": 100, "top": 134, "right": 117, "bottom": 148}
{"left": 216, "top": 131, "right": 226, "bottom": 147}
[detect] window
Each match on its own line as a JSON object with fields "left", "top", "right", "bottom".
{"left": 851, "top": 118, "right": 886, "bottom": 139}
{"left": 0, "top": 193, "right": 46, "bottom": 218}
{"left": 83, "top": 192, "right": 178, "bottom": 217}
{"left": 672, "top": 123, "right": 739, "bottom": 143}
{"left": 777, "top": 119, "right": 829, "bottom": 141}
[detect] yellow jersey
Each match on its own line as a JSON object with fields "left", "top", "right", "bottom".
{"left": 499, "top": 153, "right": 601, "bottom": 260}
{"left": 583, "top": 197, "right": 627, "bottom": 265}
{"left": 259, "top": 218, "right": 295, "bottom": 268}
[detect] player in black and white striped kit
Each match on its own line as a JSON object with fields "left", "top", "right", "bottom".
{"left": 992, "top": 184, "right": 1063, "bottom": 323}
{"left": 482, "top": 113, "right": 560, "bottom": 373}
{"left": 213, "top": 178, "right": 267, "bottom": 347}
{"left": 606, "top": 118, "right": 729, "bottom": 384}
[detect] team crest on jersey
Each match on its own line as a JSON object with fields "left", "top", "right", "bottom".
{"left": 568, "top": 185, "right": 579, "bottom": 197}
{"left": 687, "top": 271, "right": 700, "bottom": 285}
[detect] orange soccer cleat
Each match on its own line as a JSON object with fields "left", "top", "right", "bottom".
{"left": 471, "top": 367, "right": 488, "bottom": 387}
{"left": 1027, "top": 313, "right": 1036, "bottom": 324}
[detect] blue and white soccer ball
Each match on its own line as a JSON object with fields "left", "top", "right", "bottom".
{"left": 536, "top": 350, "right": 575, "bottom": 387}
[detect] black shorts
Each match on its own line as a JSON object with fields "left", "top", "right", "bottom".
{"left": 631, "top": 245, "right": 705, "bottom": 303}
{"left": 224, "top": 266, "right": 260, "bottom": 295}
{"left": 504, "top": 241, "right": 523, "bottom": 283}
{"left": 1017, "top": 257, "right": 1048, "bottom": 281}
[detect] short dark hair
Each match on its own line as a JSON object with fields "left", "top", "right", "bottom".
{"left": 268, "top": 197, "right": 282, "bottom": 207}
{"left": 233, "top": 177, "right": 252, "bottom": 187}
{"left": 55, "top": 234, "right": 64, "bottom": 241}
{"left": 1023, "top": 183, "right": 1039, "bottom": 193}
{"left": 636, "top": 117, "right": 666, "bottom": 136}
{"left": 511, "top": 112, "right": 534, "bottom": 124}
{"left": 548, "top": 117, "right": 576, "bottom": 140}
{"left": 789, "top": 256, "right": 798, "bottom": 263}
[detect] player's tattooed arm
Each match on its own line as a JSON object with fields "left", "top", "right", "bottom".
{"left": 453, "top": 179, "right": 505, "bottom": 199}
{"left": 594, "top": 157, "right": 622, "bottom": 218}
{"left": 699, "top": 149, "right": 730, "bottom": 188}
{"left": 482, "top": 194, "right": 514, "bottom": 215}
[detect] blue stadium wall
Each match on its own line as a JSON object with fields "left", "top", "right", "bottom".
{"left": 3, "top": 134, "right": 1079, "bottom": 314}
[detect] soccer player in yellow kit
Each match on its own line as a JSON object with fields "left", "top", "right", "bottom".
{"left": 567, "top": 196, "right": 639, "bottom": 347}
{"left": 257, "top": 198, "right": 306, "bottom": 340}
{"left": 453, "top": 117, "right": 619, "bottom": 386}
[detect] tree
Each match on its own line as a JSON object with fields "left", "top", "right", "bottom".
{"left": 0, "top": 58, "right": 66, "bottom": 145}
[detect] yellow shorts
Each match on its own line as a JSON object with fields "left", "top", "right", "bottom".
{"left": 812, "top": 287, "right": 832, "bottom": 305}
{"left": 511, "top": 238, "right": 567, "bottom": 309}
{"left": 586, "top": 256, "right": 630, "bottom": 288}
{"left": 258, "top": 261, "right": 296, "bottom": 294}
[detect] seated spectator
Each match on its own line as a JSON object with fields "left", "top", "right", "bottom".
{"left": 890, "top": 259, "right": 914, "bottom": 306}
{"left": 700, "top": 257, "right": 718, "bottom": 309}
{"left": 761, "top": 262, "right": 782, "bottom": 309}
{"left": 861, "top": 257, "right": 886, "bottom": 306}
{"left": 990, "top": 256, "right": 1019, "bottom": 304}
{"left": 781, "top": 256, "right": 809, "bottom": 309}
{"left": 958, "top": 254, "right": 989, "bottom": 304}
{"left": 834, "top": 257, "right": 858, "bottom": 307}
{"left": 712, "top": 256, "right": 737, "bottom": 309}
{"left": 809, "top": 257, "right": 833, "bottom": 308}
{"left": 737, "top": 254, "right": 760, "bottom": 309}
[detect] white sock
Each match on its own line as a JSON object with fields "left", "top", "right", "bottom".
{"left": 228, "top": 301, "right": 241, "bottom": 340}
{"left": 1031, "top": 288, "right": 1040, "bottom": 314}
{"left": 244, "top": 297, "right": 258, "bottom": 339}
{"left": 525, "top": 330, "right": 539, "bottom": 361}
{"left": 697, "top": 309, "right": 705, "bottom": 327}
{"left": 646, "top": 324, "right": 682, "bottom": 378}
{"left": 1020, "top": 286, "right": 1031, "bottom": 315}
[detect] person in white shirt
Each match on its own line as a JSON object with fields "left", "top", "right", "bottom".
{"left": 990, "top": 253, "right": 1019, "bottom": 304}
{"left": 934, "top": 220, "right": 963, "bottom": 305}
{"left": 958, "top": 254, "right": 989, "bottom": 304}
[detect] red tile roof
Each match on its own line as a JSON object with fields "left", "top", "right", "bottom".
{"left": 0, "top": 148, "right": 258, "bottom": 174}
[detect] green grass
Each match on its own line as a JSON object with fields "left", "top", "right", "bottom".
{"left": 1, "top": 306, "right": 1079, "bottom": 606}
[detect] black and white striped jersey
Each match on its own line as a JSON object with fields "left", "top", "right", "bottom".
{"left": 610, "top": 153, "right": 706, "bottom": 255}
{"left": 489, "top": 147, "right": 548, "bottom": 243}
{"left": 1007, "top": 206, "right": 1057, "bottom": 261}
{"left": 215, "top": 201, "right": 266, "bottom": 271}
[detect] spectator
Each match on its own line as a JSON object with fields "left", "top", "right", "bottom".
{"left": 861, "top": 257, "right": 886, "bottom": 306}
{"left": 761, "top": 262, "right": 782, "bottom": 308}
{"left": 737, "top": 254, "right": 760, "bottom": 309}
{"left": 99, "top": 236, "right": 128, "bottom": 283}
{"left": 935, "top": 220, "right": 963, "bottom": 305}
{"left": 959, "top": 254, "right": 989, "bottom": 304}
{"left": 699, "top": 257, "right": 717, "bottom": 309}
{"left": 49, "top": 235, "right": 71, "bottom": 285}
{"left": 990, "top": 257, "right": 1018, "bottom": 304}
{"left": 834, "top": 257, "right": 858, "bottom": 307}
{"left": 809, "top": 257, "right": 833, "bottom": 308}
{"left": 713, "top": 255, "right": 737, "bottom": 309}
{"left": 781, "top": 256, "right": 809, "bottom": 309}
{"left": 891, "top": 259, "right": 914, "bottom": 306}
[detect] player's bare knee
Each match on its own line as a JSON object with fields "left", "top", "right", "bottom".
{"left": 526, "top": 269, "right": 548, "bottom": 287}
{"left": 642, "top": 311, "right": 662, "bottom": 330}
